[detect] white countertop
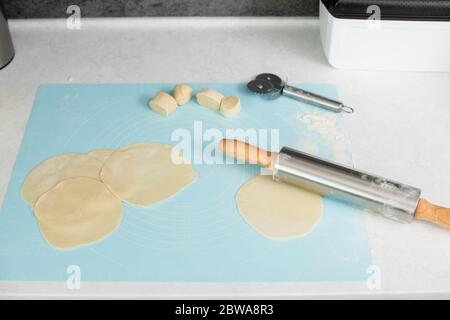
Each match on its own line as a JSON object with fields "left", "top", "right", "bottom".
{"left": 0, "top": 17, "right": 449, "bottom": 299}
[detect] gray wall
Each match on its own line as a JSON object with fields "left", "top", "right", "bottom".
{"left": 3, "top": 0, "right": 318, "bottom": 18}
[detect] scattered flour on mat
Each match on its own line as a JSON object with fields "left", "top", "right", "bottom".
{"left": 297, "top": 140, "right": 319, "bottom": 156}
{"left": 296, "top": 111, "right": 349, "bottom": 164}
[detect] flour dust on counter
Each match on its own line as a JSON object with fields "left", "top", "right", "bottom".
{"left": 296, "top": 111, "right": 349, "bottom": 165}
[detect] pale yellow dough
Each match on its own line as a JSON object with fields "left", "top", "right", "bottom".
{"left": 21, "top": 154, "right": 103, "bottom": 207}
{"left": 87, "top": 149, "right": 114, "bottom": 164}
{"left": 196, "top": 88, "right": 224, "bottom": 110}
{"left": 34, "top": 177, "right": 122, "bottom": 249}
{"left": 149, "top": 91, "right": 178, "bottom": 116}
{"left": 236, "top": 175, "right": 323, "bottom": 240}
{"left": 100, "top": 143, "right": 197, "bottom": 207}
{"left": 173, "top": 84, "right": 193, "bottom": 106}
{"left": 219, "top": 96, "right": 241, "bottom": 118}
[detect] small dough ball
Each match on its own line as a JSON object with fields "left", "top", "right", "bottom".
{"left": 149, "top": 91, "right": 178, "bottom": 116}
{"left": 219, "top": 96, "right": 241, "bottom": 118}
{"left": 173, "top": 84, "right": 193, "bottom": 106}
{"left": 196, "top": 88, "right": 224, "bottom": 110}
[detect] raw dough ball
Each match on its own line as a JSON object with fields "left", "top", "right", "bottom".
{"left": 219, "top": 96, "right": 241, "bottom": 118}
{"left": 100, "top": 143, "right": 197, "bottom": 207}
{"left": 149, "top": 91, "right": 178, "bottom": 116}
{"left": 34, "top": 177, "right": 122, "bottom": 249}
{"left": 236, "top": 175, "right": 323, "bottom": 240}
{"left": 21, "top": 154, "right": 103, "bottom": 207}
{"left": 87, "top": 149, "right": 114, "bottom": 164}
{"left": 173, "top": 84, "right": 193, "bottom": 106}
{"left": 196, "top": 88, "right": 224, "bottom": 110}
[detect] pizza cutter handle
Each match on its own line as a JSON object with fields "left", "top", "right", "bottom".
{"left": 282, "top": 84, "right": 354, "bottom": 113}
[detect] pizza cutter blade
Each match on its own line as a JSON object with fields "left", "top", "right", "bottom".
{"left": 247, "top": 79, "right": 274, "bottom": 94}
{"left": 255, "top": 73, "right": 283, "bottom": 90}
{"left": 247, "top": 73, "right": 354, "bottom": 113}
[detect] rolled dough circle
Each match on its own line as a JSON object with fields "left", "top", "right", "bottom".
{"left": 21, "top": 154, "right": 104, "bottom": 207}
{"left": 236, "top": 175, "right": 323, "bottom": 240}
{"left": 100, "top": 143, "right": 197, "bottom": 207}
{"left": 87, "top": 149, "right": 114, "bottom": 164}
{"left": 34, "top": 177, "right": 122, "bottom": 249}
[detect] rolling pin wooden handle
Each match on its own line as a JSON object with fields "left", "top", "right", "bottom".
{"left": 219, "top": 139, "right": 277, "bottom": 169}
{"left": 415, "top": 198, "right": 450, "bottom": 229}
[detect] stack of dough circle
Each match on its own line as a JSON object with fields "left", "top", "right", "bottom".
{"left": 236, "top": 175, "right": 323, "bottom": 240}
{"left": 21, "top": 154, "right": 104, "bottom": 207}
{"left": 34, "top": 177, "right": 122, "bottom": 249}
{"left": 100, "top": 143, "right": 197, "bottom": 207}
{"left": 87, "top": 149, "right": 114, "bottom": 164}
{"left": 21, "top": 143, "right": 197, "bottom": 250}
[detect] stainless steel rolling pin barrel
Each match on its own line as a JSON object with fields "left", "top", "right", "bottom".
{"left": 273, "top": 147, "right": 421, "bottom": 223}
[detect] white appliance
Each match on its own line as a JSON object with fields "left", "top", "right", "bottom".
{"left": 319, "top": 0, "right": 450, "bottom": 72}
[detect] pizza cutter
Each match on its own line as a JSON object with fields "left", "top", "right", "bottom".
{"left": 247, "top": 73, "right": 354, "bottom": 113}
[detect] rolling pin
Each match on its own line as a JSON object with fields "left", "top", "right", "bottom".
{"left": 219, "top": 139, "right": 450, "bottom": 229}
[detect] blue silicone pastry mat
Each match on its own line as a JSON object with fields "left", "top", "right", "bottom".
{"left": 0, "top": 84, "right": 371, "bottom": 282}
